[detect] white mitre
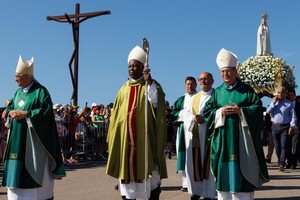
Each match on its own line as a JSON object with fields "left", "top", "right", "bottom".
{"left": 127, "top": 46, "right": 146, "bottom": 66}
{"left": 216, "top": 48, "right": 238, "bottom": 69}
{"left": 16, "top": 55, "right": 34, "bottom": 75}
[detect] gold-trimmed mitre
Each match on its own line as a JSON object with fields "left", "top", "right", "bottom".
{"left": 16, "top": 55, "right": 34, "bottom": 75}
{"left": 216, "top": 48, "right": 238, "bottom": 69}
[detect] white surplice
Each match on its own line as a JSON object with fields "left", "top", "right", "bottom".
{"left": 185, "top": 89, "right": 216, "bottom": 198}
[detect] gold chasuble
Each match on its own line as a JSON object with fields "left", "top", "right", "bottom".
{"left": 106, "top": 79, "right": 167, "bottom": 183}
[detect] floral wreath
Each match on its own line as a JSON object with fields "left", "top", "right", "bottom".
{"left": 238, "top": 55, "right": 297, "bottom": 96}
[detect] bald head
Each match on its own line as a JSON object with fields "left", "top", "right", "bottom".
{"left": 276, "top": 86, "right": 286, "bottom": 101}
{"left": 198, "top": 72, "right": 214, "bottom": 92}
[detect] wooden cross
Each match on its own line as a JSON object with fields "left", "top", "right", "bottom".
{"left": 47, "top": 3, "right": 111, "bottom": 106}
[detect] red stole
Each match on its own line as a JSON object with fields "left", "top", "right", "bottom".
{"left": 127, "top": 85, "right": 139, "bottom": 182}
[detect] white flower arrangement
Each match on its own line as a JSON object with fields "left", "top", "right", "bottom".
{"left": 238, "top": 55, "right": 297, "bottom": 96}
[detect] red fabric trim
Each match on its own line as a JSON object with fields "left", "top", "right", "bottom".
{"left": 127, "top": 85, "right": 139, "bottom": 182}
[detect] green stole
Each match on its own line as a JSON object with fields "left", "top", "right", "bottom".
{"left": 172, "top": 96, "right": 186, "bottom": 172}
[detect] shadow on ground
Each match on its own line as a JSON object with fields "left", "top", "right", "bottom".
{"left": 64, "top": 160, "right": 106, "bottom": 171}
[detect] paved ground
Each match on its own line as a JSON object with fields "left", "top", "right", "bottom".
{"left": 0, "top": 147, "right": 300, "bottom": 199}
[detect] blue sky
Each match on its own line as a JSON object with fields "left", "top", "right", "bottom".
{"left": 0, "top": 0, "right": 299, "bottom": 108}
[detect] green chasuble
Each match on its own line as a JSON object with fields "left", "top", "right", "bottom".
{"left": 106, "top": 79, "right": 167, "bottom": 182}
{"left": 2, "top": 81, "right": 66, "bottom": 188}
{"left": 204, "top": 79, "right": 269, "bottom": 193}
{"left": 170, "top": 95, "right": 186, "bottom": 172}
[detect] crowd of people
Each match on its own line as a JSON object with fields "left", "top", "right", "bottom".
{"left": 0, "top": 46, "right": 298, "bottom": 200}
{"left": 51, "top": 102, "right": 113, "bottom": 164}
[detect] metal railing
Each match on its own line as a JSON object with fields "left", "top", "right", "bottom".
{"left": 57, "top": 120, "right": 108, "bottom": 162}
{"left": 0, "top": 119, "right": 108, "bottom": 163}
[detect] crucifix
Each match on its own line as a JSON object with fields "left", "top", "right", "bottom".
{"left": 47, "top": 3, "right": 111, "bottom": 106}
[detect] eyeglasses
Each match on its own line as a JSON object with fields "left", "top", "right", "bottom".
{"left": 198, "top": 78, "right": 208, "bottom": 81}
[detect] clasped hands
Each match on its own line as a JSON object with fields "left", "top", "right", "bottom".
{"left": 222, "top": 102, "right": 241, "bottom": 116}
{"left": 9, "top": 110, "right": 27, "bottom": 121}
{"left": 194, "top": 115, "right": 205, "bottom": 124}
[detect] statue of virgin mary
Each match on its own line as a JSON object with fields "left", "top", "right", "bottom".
{"left": 257, "top": 13, "right": 272, "bottom": 56}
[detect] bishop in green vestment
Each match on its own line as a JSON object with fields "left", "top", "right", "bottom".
{"left": 204, "top": 49, "right": 269, "bottom": 200}
{"left": 2, "top": 55, "right": 65, "bottom": 199}
{"left": 106, "top": 45, "right": 167, "bottom": 199}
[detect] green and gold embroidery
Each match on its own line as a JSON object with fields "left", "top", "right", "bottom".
{"left": 230, "top": 154, "right": 238, "bottom": 161}
{"left": 10, "top": 153, "right": 18, "bottom": 159}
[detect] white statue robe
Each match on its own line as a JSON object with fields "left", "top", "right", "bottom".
{"left": 256, "top": 24, "right": 271, "bottom": 56}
